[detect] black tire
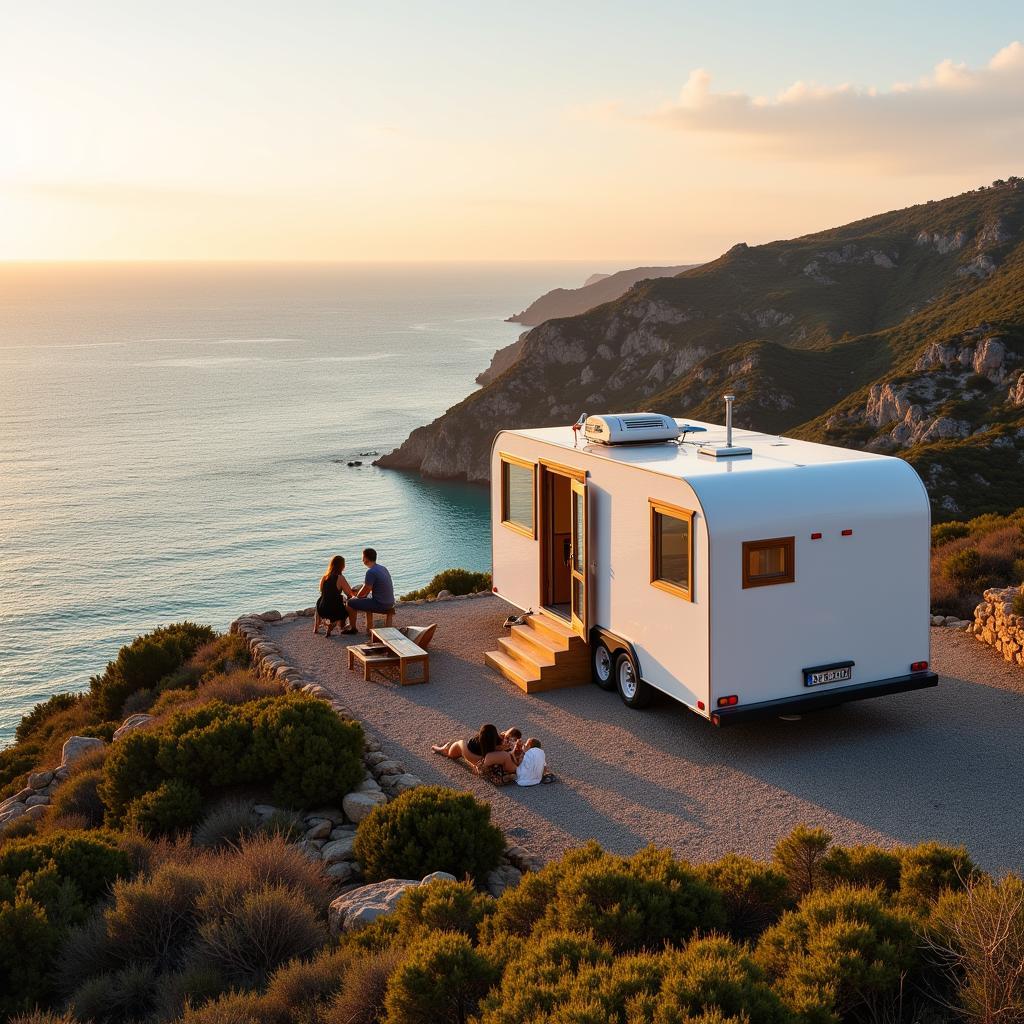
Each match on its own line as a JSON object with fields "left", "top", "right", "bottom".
{"left": 591, "top": 638, "right": 616, "bottom": 690}
{"left": 615, "top": 650, "right": 653, "bottom": 709}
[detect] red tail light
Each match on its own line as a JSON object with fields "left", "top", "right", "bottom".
{"left": 810, "top": 532, "right": 822, "bottom": 540}
{"left": 492, "top": 586, "right": 498, "bottom": 593}
{"left": 911, "top": 661, "right": 928, "bottom": 672}
{"left": 697, "top": 700, "right": 705, "bottom": 711}
{"left": 841, "top": 529, "right": 853, "bottom": 536}
{"left": 717, "top": 695, "right": 738, "bottom": 707}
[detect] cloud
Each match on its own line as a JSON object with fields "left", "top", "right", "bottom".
{"left": 641, "top": 42, "right": 1024, "bottom": 171}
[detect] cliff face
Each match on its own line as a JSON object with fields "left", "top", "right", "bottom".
{"left": 378, "top": 181, "right": 1024, "bottom": 518}
{"left": 508, "top": 264, "right": 697, "bottom": 325}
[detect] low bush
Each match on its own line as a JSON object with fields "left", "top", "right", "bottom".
{"left": 383, "top": 931, "right": 499, "bottom": 1024}
{"left": 69, "top": 962, "right": 159, "bottom": 1024}
{"left": 90, "top": 622, "right": 217, "bottom": 719}
{"left": 897, "top": 841, "right": 980, "bottom": 914}
{"left": 772, "top": 825, "right": 833, "bottom": 898}
{"left": 191, "top": 634, "right": 252, "bottom": 681}
{"left": 697, "top": 853, "right": 792, "bottom": 940}
{"left": 323, "top": 947, "right": 403, "bottom": 1024}
{"left": 100, "top": 694, "right": 364, "bottom": 831}
{"left": 755, "top": 884, "right": 920, "bottom": 1023}
{"left": 354, "top": 785, "right": 505, "bottom": 883}
{"left": 178, "top": 991, "right": 267, "bottom": 1024}
{"left": 9, "top": 1012, "right": 82, "bottom": 1024}
{"left": 262, "top": 945, "right": 353, "bottom": 1022}
{"left": 400, "top": 568, "right": 492, "bottom": 601}
{"left": 194, "top": 798, "right": 259, "bottom": 850}
{"left": 16, "top": 693, "right": 86, "bottom": 744}
{"left": 1013, "top": 591, "right": 1024, "bottom": 616}
{"left": 932, "top": 520, "right": 969, "bottom": 545}
{"left": 395, "top": 878, "right": 495, "bottom": 942}
{"left": 49, "top": 769, "right": 107, "bottom": 829}
{"left": 821, "top": 843, "right": 902, "bottom": 894}
{"left": 198, "top": 670, "right": 279, "bottom": 706}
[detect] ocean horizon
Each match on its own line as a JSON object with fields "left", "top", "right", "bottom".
{"left": 0, "top": 260, "right": 589, "bottom": 745}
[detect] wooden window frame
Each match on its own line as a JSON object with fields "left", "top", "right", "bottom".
{"left": 742, "top": 536, "right": 795, "bottom": 588}
{"left": 649, "top": 500, "right": 694, "bottom": 602}
{"left": 499, "top": 452, "right": 536, "bottom": 539}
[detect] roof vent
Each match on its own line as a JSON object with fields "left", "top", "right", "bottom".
{"left": 699, "top": 394, "right": 752, "bottom": 458}
{"left": 584, "top": 413, "right": 681, "bottom": 445}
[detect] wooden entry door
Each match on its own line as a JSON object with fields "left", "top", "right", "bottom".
{"left": 569, "top": 477, "right": 587, "bottom": 635}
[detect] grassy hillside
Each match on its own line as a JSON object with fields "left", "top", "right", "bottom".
{"left": 378, "top": 179, "right": 1024, "bottom": 519}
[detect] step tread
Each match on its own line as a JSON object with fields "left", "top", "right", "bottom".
{"left": 484, "top": 649, "right": 533, "bottom": 687}
{"left": 499, "top": 634, "right": 556, "bottom": 669}
{"left": 510, "top": 623, "right": 564, "bottom": 655}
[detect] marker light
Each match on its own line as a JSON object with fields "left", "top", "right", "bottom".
{"left": 697, "top": 700, "right": 705, "bottom": 711}
{"left": 911, "top": 661, "right": 928, "bottom": 672}
{"left": 841, "top": 529, "right": 853, "bottom": 536}
{"left": 492, "top": 586, "right": 499, "bottom": 593}
{"left": 811, "top": 532, "right": 822, "bottom": 540}
{"left": 717, "top": 695, "right": 739, "bottom": 707}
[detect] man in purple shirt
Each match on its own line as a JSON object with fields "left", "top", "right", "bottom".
{"left": 348, "top": 547, "right": 395, "bottom": 631}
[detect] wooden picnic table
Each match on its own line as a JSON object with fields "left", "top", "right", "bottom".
{"left": 370, "top": 626, "right": 430, "bottom": 685}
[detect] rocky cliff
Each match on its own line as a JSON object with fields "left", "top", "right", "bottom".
{"left": 508, "top": 264, "right": 697, "bottom": 325}
{"left": 378, "top": 180, "right": 1024, "bottom": 519}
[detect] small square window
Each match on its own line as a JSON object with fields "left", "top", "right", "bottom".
{"left": 500, "top": 455, "right": 535, "bottom": 538}
{"left": 742, "top": 537, "right": 795, "bottom": 588}
{"left": 650, "top": 501, "right": 694, "bottom": 601}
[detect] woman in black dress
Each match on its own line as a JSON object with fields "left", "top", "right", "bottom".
{"left": 314, "top": 555, "right": 356, "bottom": 636}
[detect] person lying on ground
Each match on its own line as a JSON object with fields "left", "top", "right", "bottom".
{"left": 499, "top": 727, "right": 521, "bottom": 749}
{"left": 431, "top": 723, "right": 500, "bottom": 765}
{"left": 515, "top": 738, "right": 546, "bottom": 787}
{"left": 481, "top": 737, "right": 526, "bottom": 776}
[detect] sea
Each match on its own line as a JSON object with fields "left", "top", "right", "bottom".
{"left": 0, "top": 261, "right": 584, "bottom": 746}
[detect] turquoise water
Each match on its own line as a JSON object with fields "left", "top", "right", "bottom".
{"left": 0, "top": 261, "right": 581, "bottom": 744}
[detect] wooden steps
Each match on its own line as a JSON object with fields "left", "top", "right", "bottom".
{"left": 484, "top": 613, "right": 590, "bottom": 694}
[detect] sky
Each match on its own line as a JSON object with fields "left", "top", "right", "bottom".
{"left": 2, "top": 0, "right": 1023, "bottom": 262}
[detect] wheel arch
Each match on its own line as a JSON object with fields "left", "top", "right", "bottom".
{"left": 589, "top": 626, "right": 642, "bottom": 675}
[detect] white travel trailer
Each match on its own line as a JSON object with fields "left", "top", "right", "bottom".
{"left": 486, "top": 405, "right": 938, "bottom": 725}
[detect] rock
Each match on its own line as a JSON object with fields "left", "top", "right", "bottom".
{"left": 253, "top": 804, "right": 279, "bottom": 819}
{"left": 325, "top": 861, "right": 358, "bottom": 884}
{"left": 364, "top": 751, "right": 389, "bottom": 768}
{"left": 355, "top": 778, "right": 383, "bottom": 794}
{"left": 931, "top": 615, "right": 945, "bottom": 626}
{"left": 259, "top": 610, "right": 283, "bottom": 622}
{"left": 296, "top": 840, "right": 324, "bottom": 861}
{"left": 485, "top": 864, "right": 523, "bottom": 897}
{"left": 435, "top": 589, "right": 453, "bottom": 600}
{"left": 421, "top": 871, "right": 457, "bottom": 885}
{"left": 28, "top": 770, "right": 54, "bottom": 790}
{"left": 373, "top": 760, "right": 404, "bottom": 776}
{"left": 61, "top": 736, "right": 105, "bottom": 769}
{"left": 321, "top": 835, "right": 357, "bottom": 863}
{"left": 943, "top": 615, "right": 960, "bottom": 626}
{"left": 52, "top": 767, "right": 69, "bottom": 781}
{"left": 343, "top": 791, "right": 388, "bottom": 823}
{"left": 0, "top": 802, "right": 27, "bottom": 825}
{"left": 306, "top": 806, "right": 345, "bottom": 824}
{"left": 330, "top": 825, "right": 356, "bottom": 840}
{"left": 328, "top": 872, "right": 458, "bottom": 934}
{"left": 364, "top": 738, "right": 383, "bottom": 753}
{"left": 25, "top": 794, "right": 50, "bottom": 808}
{"left": 305, "top": 820, "right": 333, "bottom": 840}
{"left": 113, "top": 714, "right": 155, "bottom": 742}
{"left": 387, "top": 774, "right": 422, "bottom": 795}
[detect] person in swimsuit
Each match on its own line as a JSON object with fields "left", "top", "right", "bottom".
{"left": 432, "top": 723, "right": 500, "bottom": 765}
{"left": 313, "top": 555, "right": 356, "bottom": 637}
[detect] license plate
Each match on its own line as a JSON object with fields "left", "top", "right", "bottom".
{"left": 803, "top": 662, "right": 854, "bottom": 687}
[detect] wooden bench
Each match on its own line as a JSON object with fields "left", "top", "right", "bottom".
{"left": 370, "top": 626, "right": 429, "bottom": 685}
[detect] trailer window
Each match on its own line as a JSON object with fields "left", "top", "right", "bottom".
{"left": 500, "top": 454, "right": 536, "bottom": 538}
{"left": 742, "top": 537, "right": 795, "bottom": 588}
{"left": 650, "top": 501, "right": 694, "bottom": 601}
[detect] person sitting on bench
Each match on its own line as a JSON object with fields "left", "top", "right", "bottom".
{"left": 347, "top": 547, "right": 395, "bottom": 632}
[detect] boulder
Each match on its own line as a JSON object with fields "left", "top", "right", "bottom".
{"left": 28, "top": 770, "right": 54, "bottom": 790}
{"left": 931, "top": 615, "right": 945, "bottom": 626}
{"left": 253, "top": 804, "right": 279, "bottom": 819}
{"left": 355, "top": 778, "right": 383, "bottom": 794}
{"left": 23, "top": 804, "right": 48, "bottom": 822}
{"left": 387, "top": 774, "right": 422, "bottom": 795}
{"left": 259, "top": 610, "right": 283, "bottom": 622}
{"left": 113, "top": 714, "right": 155, "bottom": 742}
{"left": 305, "top": 806, "right": 345, "bottom": 824}
{"left": 25, "top": 794, "right": 49, "bottom": 808}
{"left": 330, "top": 825, "right": 356, "bottom": 841}
{"left": 325, "top": 861, "right": 358, "bottom": 884}
{"left": 485, "top": 864, "right": 523, "bottom": 897}
{"left": 61, "top": 736, "right": 105, "bottom": 769}
{"left": 435, "top": 590, "right": 453, "bottom": 600}
{"left": 329, "top": 872, "right": 457, "bottom": 934}
{"left": 343, "top": 791, "right": 388, "bottom": 823}
{"left": 321, "top": 834, "right": 357, "bottom": 864}
{"left": 0, "top": 802, "right": 27, "bottom": 825}
{"left": 305, "top": 820, "right": 332, "bottom": 841}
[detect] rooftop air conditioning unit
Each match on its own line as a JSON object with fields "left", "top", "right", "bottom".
{"left": 584, "top": 413, "right": 681, "bottom": 445}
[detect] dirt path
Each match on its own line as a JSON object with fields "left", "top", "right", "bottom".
{"left": 267, "top": 598, "right": 1024, "bottom": 874}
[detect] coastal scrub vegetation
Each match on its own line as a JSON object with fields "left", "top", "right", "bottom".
{"left": 400, "top": 568, "right": 492, "bottom": 602}
{"left": 930, "top": 507, "right": 1024, "bottom": 616}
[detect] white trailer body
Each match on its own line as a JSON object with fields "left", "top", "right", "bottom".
{"left": 489, "top": 416, "right": 937, "bottom": 723}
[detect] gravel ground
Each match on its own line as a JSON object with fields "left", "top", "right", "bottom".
{"left": 267, "top": 597, "right": 1024, "bottom": 874}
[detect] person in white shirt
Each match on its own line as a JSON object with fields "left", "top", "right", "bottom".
{"left": 515, "top": 738, "right": 545, "bottom": 787}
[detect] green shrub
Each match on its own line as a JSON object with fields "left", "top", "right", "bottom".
{"left": 354, "top": 785, "right": 505, "bottom": 883}
{"left": 199, "top": 670, "right": 279, "bottom": 706}
{"left": 214, "top": 834, "right": 330, "bottom": 914}
{"left": 773, "top": 825, "right": 832, "bottom": 898}
{"left": 756, "top": 884, "right": 919, "bottom": 1024}
{"left": 932, "top": 521, "right": 969, "bottom": 546}
{"left": 150, "top": 963, "right": 228, "bottom": 1023}
{"left": 400, "top": 568, "right": 492, "bottom": 601}
{"left": 897, "top": 841, "right": 980, "bottom": 914}
{"left": 191, "top": 634, "right": 253, "bottom": 681}
{"left": 247, "top": 694, "right": 364, "bottom": 807}
{"left": 395, "top": 878, "right": 495, "bottom": 941}
{"left": 697, "top": 853, "right": 793, "bottom": 940}
{"left": 69, "top": 962, "right": 159, "bottom": 1024}
{"left": 640, "top": 936, "right": 791, "bottom": 1024}
{"left": 324, "top": 947, "right": 403, "bottom": 1024}
{"left": 49, "top": 769, "right": 107, "bottom": 829}
{"left": 194, "top": 798, "right": 259, "bottom": 850}
{"left": 821, "top": 844, "right": 902, "bottom": 895}
{"left": 262, "top": 945, "right": 352, "bottom": 1021}
{"left": 943, "top": 547, "right": 984, "bottom": 586}
{"left": 90, "top": 622, "right": 216, "bottom": 718}
{"left": 0, "top": 897, "right": 62, "bottom": 1018}
{"left": 179, "top": 991, "right": 267, "bottom": 1024}
{"left": 125, "top": 779, "right": 204, "bottom": 836}
{"left": 99, "top": 730, "right": 164, "bottom": 822}
{"left": 16, "top": 693, "right": 85, "bottom": 743}
{"left": 197, "top": 884, "right": 327, "bottom": 989}
{"left": 384, "top": 931, "right": 499, "bottom": 1024}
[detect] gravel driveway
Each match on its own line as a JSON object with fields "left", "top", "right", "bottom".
{"left": 266, "top": 597, "right": 1024, "bottom": 874}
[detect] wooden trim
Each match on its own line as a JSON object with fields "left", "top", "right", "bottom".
{"left": 498, "top": 453, "right": 536, "bottom": 539}
{"left": 649, "top": 500, "right": 694, "bottom": 602}
{"left": 538, "top": 457, "right": 587, "bottom": 482}
{"left": 742, "top": 536, "right": 795, "bottom": 588}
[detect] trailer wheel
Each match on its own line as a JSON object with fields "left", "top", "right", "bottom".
{"left": 616, "top": 651, "right": 652, "bottom": 709}
{"left": 592, "top": 639, "right": 616, "bottom": 690}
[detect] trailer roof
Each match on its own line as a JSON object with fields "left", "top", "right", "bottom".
{"left": 510, "top": 418, "right": 892, "bottom": 481}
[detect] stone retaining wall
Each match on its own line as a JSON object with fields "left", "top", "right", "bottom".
{"left": 969, "top": 584, "right": 1024, "bottom": 665}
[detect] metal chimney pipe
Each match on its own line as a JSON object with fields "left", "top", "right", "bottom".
{"left": 724, "top": 394, "right": 735, "bottom": 448}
